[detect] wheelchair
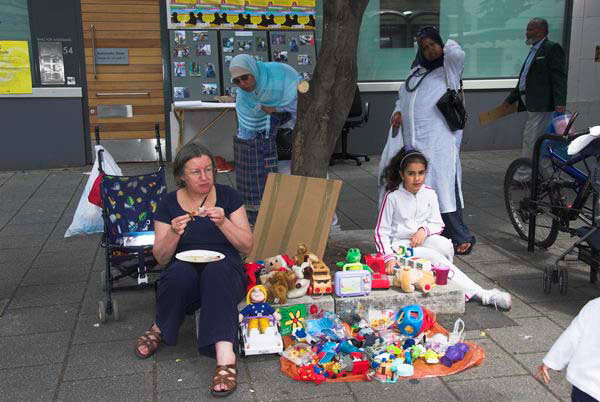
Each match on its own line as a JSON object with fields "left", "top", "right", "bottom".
{"left": 96, "top": 124, "right": 167, "bottom": 322}
{"left": 504, "top": 113, "right": 599, "bottom": 294}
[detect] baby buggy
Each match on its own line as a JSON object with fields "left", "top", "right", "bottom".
{"left": 504, "top": 113, "right": 600, "bottom": 294}
{"left": 96, "top": 124, "right": 167, "bottom": 321}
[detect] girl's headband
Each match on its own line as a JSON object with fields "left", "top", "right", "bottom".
{"left": 400, "top": 151, "right": 424, "bottom": 168}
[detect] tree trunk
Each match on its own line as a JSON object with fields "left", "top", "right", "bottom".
{"left": 291, "top": 0, "right": 369, "bottom": 178}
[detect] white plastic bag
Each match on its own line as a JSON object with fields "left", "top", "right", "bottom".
{"left": 64, "top": 145, "right": 122, "bottom": 237}
{"left": 378, "top": 126, "right": 404, "bottom": 208}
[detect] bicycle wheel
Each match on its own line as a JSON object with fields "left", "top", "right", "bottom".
{"left": 504, "top": 158, "right": 559, "bottom": 248}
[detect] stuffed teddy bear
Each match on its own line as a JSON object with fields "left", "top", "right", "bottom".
{"left": 294, "top": 243, "right": 309, "bottom": 266}
{"left": 265, "top": 269, "right": 297, "bottom": 304}
{"left": 415, "top": 270, "right": 436, "bottom": 294}
{"left": 393, "top": 266, "right": 422, "bottom": 293}
{"left": 287, "top": 262, "right": 311, "bottom": 299}
{"left": 263, "top": 254, "right": 290, "bottom": 273}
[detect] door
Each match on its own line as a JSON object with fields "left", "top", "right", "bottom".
{"left": 82, "top": 0, "right": 167, "bottom": 161}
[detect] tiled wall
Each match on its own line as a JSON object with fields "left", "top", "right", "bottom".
{"left": 567, "top": 0, "right": 600, "bottom": 128}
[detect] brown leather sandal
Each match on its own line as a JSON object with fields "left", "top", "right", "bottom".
{"left": 210, "top": 364, "right": 237, "bottom": 398}
{"left": 134, "top": 327, "right": 162, "bottom": 359}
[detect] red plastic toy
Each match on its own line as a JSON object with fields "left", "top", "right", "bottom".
{"left": 364, "top": 253, "right": 390, "bottom": 289}
{"left": 243, "top": 262, "right": 263, "bottom": 293}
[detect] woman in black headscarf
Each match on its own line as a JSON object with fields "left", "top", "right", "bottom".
{"left": 381, "top": 27, "right": 476, "bottom": 255}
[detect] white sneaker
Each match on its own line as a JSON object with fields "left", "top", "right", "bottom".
{"left": 481, "top": 289, "right": 512, "bottom": 310}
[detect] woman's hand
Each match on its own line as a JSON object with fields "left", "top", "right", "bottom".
{"left": 170, "top": 214, "right": 192, "bottom": 236}
{"left": 410, "top": 228, "right": 427, "bottom": 248}
{"left": 391, "top": 112, "right": 403, "bottom": 128}
{"left": 385, "top": 259, "right": 399, "bottom": 275}
{"left": 205, "top": 206, "right": 226, "bottom": 226}
{"left": 261, "top": 105, "right": 277, "bottom": 115}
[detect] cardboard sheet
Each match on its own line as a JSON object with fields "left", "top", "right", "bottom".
{"left": 479, "top": 102, "right": 518, "bottom": 125}
{"left": 249, "top": 173, "right": 342, "bottom": 261}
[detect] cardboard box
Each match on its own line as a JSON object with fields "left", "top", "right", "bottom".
{"left": 248, "top": 173, "right": 342, "bottom": 261}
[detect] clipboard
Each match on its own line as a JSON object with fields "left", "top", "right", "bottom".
{"left": 479, "top": 102, "right": 518, "bottom": 125}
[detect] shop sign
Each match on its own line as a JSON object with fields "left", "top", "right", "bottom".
{"left": 95, "top": 48, "right": 129, "bottom": 65}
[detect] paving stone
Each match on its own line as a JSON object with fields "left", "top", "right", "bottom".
{"left": 73, "top": 310, "right": 155, "bottom": 345}
{"left": 0, "top": 235, "right": 45, "bottom": 250}
{"left": 444, "top": 338, "right": 527, "bottom": 382}
{"left": 486, "top": 317, "right": 565, "bottom": 354}
{"left": 0, "top": 304, "right": 78, "bottom": 336}
{"left": 504, "top": 296, "right": 544, "bottom": 320}
{"left": 529, "top": 300, "right": 587, "bottom": 329}
{"left": 157, "top": 355, "right": 248, "bottom": 392}
{"left": 0, "top": 364, "right": 61, "bottom": 401}
{"left": 513, "top": 352, "right": 572, "bottom": 400}
{"left": 0, "top": 223, "right": 56, "bottom": 238}
{"left": 0, "top": 247, "right": 38, "bottom": 266}
{"left": 468, "top": 261, "right": 541, "bottom": 281}
{"left": 32, "top": 249, "right": 96, "bottom": 268}
{"left": 445, "top": 375, "right": 560, "bottom": 401}
{"left": 21, "top": 265, "right": 90, "bottom": 286}
{"left": 0, "top": 332, "right": 69, "bottom": 368}
{"left": 248, "top": 358, "right": 351, "bottom": 401}
{"left": 348, "top": 377, "right": 457, "bottom": 401}
{"left": 63, "top": 339, "right": 154, "bottom": 381}
{"left": 334, "top": 280, "right": 465, "bottom": 315}
{"left": 56, "top": 372, "right": 154, "bottom": 402}
{"left": 80, "top": 284, "right": 155, "bottom": 317}
{"left": 10, "top": 211, "right": 63, "bottom": 225}
{"left": 437, "top": 302, "right": 517, "bottom": 331}
{"left": 155, "top": 317, "right": 201, "bottom": 362}
{"left": 461, "top": 244, "right": 519, "bottom": 263}
{"left": 0, "top": 298, "right": 8, "bottom": 316}
{"left": 43, "top": 235, "right": 101, "bottom": 252}
{"left": 157, "top": 382, "right": 258, "bottom": 402}
{"left": 10, "top": 283, "right": 85, "bottom": 309}
{"left": 498, "top": 277, "right": 597, "bottom": 304}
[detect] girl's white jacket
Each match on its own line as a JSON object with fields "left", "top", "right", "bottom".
{"left": 375, "top": 185, "right": 445, "bottom": 261}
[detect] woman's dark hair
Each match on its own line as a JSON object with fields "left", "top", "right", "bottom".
{"left": 383, "top": 146, "right": 428, "bottom": 192}
{"left": 172, "top": 142, "right": 217, "bottom": 188}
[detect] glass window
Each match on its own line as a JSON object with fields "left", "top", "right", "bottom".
{"left": 346, "top": 0, "right": 566, "bottom": 81}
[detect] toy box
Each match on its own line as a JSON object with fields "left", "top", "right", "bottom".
{"left": 364, "top": 253, "right": 385, "bottom": 275}
{"left": 334, "top": 270, "right": 372, "bottom": 297}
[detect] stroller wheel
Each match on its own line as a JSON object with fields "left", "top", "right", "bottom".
{"left": 238, "top": 327, "right": 245, "bottom": 358}
{"left": 98, "top": 301, "right": 107, "bottom": 323}
{"left": 559, "top": 269, "right": 568, "bottom": 295}
{"left": 543, "top": 266, "right": 553, "bottom": 294}
{"left": 112, "top": 299, "right": 121, "bottom": 321}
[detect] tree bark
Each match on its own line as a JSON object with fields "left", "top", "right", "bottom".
{"left": 291, "top": 0, "right": 369, "bottom": 178}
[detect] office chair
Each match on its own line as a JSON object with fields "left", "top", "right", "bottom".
{"left": 330, "top": 87, "right": 370, "bottom": 166}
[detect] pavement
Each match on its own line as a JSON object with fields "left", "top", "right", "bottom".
{"left": 0, "top": 149, "right": 598, "bottom": 401}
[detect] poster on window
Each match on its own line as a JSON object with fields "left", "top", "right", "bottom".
{"left": 0, "top": 41, "right": 33, "bottom": 94}
{"left": 166, "top": 0, "right": 315, "bottom": 30}
{"left": 38, "top": 41, "right": 65, "bottom": 85}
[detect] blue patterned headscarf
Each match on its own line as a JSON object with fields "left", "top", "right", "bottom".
{"left": 229, "top": 54, "right": 300, "bottom": 135}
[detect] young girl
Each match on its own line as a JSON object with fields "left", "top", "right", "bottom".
{"left": 374, "top": 146, "right": 512, "bottom": 309}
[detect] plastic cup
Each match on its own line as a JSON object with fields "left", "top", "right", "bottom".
{"left": 433, "top": 265, "right": 455, "bottom": 285}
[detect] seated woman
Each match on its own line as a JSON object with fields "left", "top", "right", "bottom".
{"left": 134, "top": 143, "right": 253, "bottom": 398}
{"left": 375, "top": 146, "right": 512, "bottom": 310}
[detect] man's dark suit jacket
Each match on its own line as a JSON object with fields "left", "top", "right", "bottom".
{"left": 505, "top": 38, "right": 567, "bottom": 112}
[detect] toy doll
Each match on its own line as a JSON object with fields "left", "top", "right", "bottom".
{"left": 239, "top": 285, "right": 281, "bottom": 334}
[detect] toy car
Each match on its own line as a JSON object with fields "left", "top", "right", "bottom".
{"left": 239, "top": 315, "right": 283, "bottom": 356}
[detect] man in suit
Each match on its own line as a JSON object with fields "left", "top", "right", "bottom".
{"left": 504, "top": 18, "right": 567, "bottom": 158}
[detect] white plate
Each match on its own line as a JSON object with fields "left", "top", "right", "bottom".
{"left": 176, "top": 250, "right": 225, "bottom": 263}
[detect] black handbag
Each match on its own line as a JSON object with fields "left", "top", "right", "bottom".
{"left": 275, "top": 128, "right": 293, "bottom": 161}
{"left": 272, "top": 111, "right": 293, "bottom": 160}
{"left": 436, "top": 66, "right": 467, "bottom": 131}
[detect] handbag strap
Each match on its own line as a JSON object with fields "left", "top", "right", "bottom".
{"left": 443, "top": 64, "right": 466, "bottom": 107}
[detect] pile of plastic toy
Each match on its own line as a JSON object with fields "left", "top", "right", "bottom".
{"left": 279, "top": 304, "right": 477, "bottom": 384}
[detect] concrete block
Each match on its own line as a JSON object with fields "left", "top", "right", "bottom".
{"left": 333, "top": 280, "right": 465, "bottom": 315}
{"left": 486, "top": 316, "right": 565, "bottom": 354}
{"left": 63, "top": 339, "right": 154, "bottom": 381}
{"left": 0, "top": 364, "right": 61, "bottom": 402}
{"left": 0, "top": 332, "right": 69, "bottom": 369}
{"left": 349, "top": 377, "right": 455, "bottom": 401}
{"left": 444, "top": 375, "right": 559, "bottom": 401}
{"left": 0, "top": 304, "right": 78, "bottom": 337}
{"left": 56, "top": 372, "right": 154, "bottom": 402}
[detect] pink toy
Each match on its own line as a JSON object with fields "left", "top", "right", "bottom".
{"left": 432, "top": 265, "right": 455, "bottom": 285}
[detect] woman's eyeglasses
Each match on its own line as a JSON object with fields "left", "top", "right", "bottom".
{"left": 233, "top": 74, "right": 251, "bottom": 85}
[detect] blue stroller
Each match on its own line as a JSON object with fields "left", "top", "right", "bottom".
{"left": 96, "top": 124, "right": 167, "bottom": 322}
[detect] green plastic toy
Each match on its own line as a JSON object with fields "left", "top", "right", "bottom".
{"left": 336, "top": 248, "right": 373, "bottom": 273}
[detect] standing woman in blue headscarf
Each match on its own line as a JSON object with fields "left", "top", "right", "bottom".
{"left": 229, "top": 54, "right": 300, "bottom": 224}
{"left": 384, "top": 27, "right": 475, "bottom": 255}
